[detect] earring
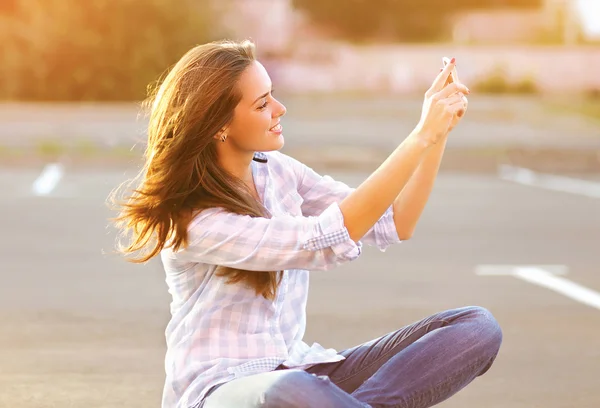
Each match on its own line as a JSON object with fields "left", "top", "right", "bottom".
{"left": 220, "top": 133, "right": 227, "bottom": 142}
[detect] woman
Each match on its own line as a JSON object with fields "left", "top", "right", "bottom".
{"left": 111, "top": 39, "right": 502, "bottom": 408}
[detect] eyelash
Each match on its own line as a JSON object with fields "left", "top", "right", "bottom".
{"left": 258, "top": 91, "right": 274, "bottom": 111}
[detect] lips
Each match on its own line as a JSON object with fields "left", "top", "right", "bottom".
{"left": 269, "top": 123, "right": 282, "bottom": 133}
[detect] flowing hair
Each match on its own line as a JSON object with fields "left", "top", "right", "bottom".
{"left": 108, "top": 39, "right": 282, "bottom": 300}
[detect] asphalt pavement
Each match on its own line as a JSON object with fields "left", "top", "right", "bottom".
{"left": 1, "top": 95, "right": 599, "bottom": 173}
{"left": 1, "top": 165, "right": 599, "bottom": 408}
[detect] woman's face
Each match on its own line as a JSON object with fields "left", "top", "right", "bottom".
{"left": 225, "top": 60, "right": 287, "bottom": 153}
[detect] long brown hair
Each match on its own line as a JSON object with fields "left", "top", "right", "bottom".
{"left": 109, "top": 39, "right": 282, "bottom": 300}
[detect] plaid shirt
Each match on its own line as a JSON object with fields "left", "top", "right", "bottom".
{"left": 160, "top": 151, "right": 401, "bottom": 408}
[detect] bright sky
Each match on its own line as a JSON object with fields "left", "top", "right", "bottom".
{"left": 576, "top": 0, "right": 600, "bottom": 37}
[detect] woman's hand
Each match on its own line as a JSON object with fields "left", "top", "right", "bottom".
{"left": 444, "top": 60, "right": 469, "bottom": 133}
{"left": 415, "top": 58, "right": 470, "bottom": 146}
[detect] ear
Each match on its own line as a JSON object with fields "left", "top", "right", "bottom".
{"left": 214, "top": 127, "right": 229, "bottom": 142}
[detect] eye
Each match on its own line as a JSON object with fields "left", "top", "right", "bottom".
{"left": 256, "top": 89, "right": 274, "bottom": 111}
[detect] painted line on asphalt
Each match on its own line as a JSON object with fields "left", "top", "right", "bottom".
{"left": 476, "top": 265, "right": 600, "bottom": 311}
{"left": 31, "top": 163, "right": 64, "bottom": 196}
{"left": 498, "top": 165, "right": 600, "bottom": 198}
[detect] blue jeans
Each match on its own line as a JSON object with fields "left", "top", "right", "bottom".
{"left": 202, "top": 306, "right": 503, "bottom": 408}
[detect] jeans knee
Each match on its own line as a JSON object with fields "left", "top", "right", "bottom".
{"left": 261, "top": 370, "right": 331, "bottom": 408}
{"left": 463, "top": 306, "right": 503, "bottom": 357}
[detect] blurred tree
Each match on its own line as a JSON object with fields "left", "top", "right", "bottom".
{"left": 0, "top": 0, "right": 217, "bottom": 101}
{"left": 292, "top": 0, "right": 543, "bottom": 43}
{"left": 0, "top": 0, "right": 18, "bottom": 13}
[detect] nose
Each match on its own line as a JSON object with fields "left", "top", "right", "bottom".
{"left": 273, "top": 98, "right": 286, "bottom": 118}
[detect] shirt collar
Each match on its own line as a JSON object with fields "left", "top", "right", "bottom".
{"left": 253, "top": 152, "right": 268, "bottom": 163}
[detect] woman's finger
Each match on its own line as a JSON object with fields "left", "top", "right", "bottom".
{"left": 442, "top": 57, "right": 455, "bottom": 87}
{"left": 436, "top": 83, "right": 470, "bottom": 100}
{"left": 429, "top": 58, "right": 455, "bottom": 94}
{"left": 441, "top": 93, "right": 464, "bottom": 105}
{"left": 448, "top": 98, "right": 468, "bottom": 117}
{"left": 451, "top": 62, "right": 460, "bottom": 85}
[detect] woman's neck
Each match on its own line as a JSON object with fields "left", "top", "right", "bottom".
{"left": 218, "top": 148, "right": 258, "bottom": 198}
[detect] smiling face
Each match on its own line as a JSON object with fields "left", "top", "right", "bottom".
{"left": 224, "top": 60, "right": 287, "bottom": 153}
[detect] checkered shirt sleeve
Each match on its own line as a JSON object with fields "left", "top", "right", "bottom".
{"left": 279, "top": 152, "right": 402, "bottom": 251}
{"left": 177, "top": 201, "right": 361, "bottom": 271}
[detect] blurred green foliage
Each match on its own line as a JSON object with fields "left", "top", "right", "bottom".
{"left": 472, "top": 66, "right": 538, "bottom": 94}
{"left": 0, "top": 0, "right": 217, "bottom": 101}
{"left": 292, "top": 0, "right": 543, "bottom": 43}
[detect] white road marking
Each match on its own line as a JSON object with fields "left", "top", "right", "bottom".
{"left": 31, "top": 163, "right": 64, "bottom": 196}
{"left": 477, "top": 265, "right": 600, "bottom": 311}
{"left": 475, "top": 264, "right": 568, "bottom": 276}
{"left": 498, "top": 165, "right": 600, "bottom": 198}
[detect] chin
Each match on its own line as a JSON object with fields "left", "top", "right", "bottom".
{"left": 261, "top": 134, "right": 285, "bottom": 152}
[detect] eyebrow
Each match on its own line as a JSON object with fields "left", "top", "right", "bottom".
{"left": 252, "top": 87, "right": 273, "bottom": 105}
